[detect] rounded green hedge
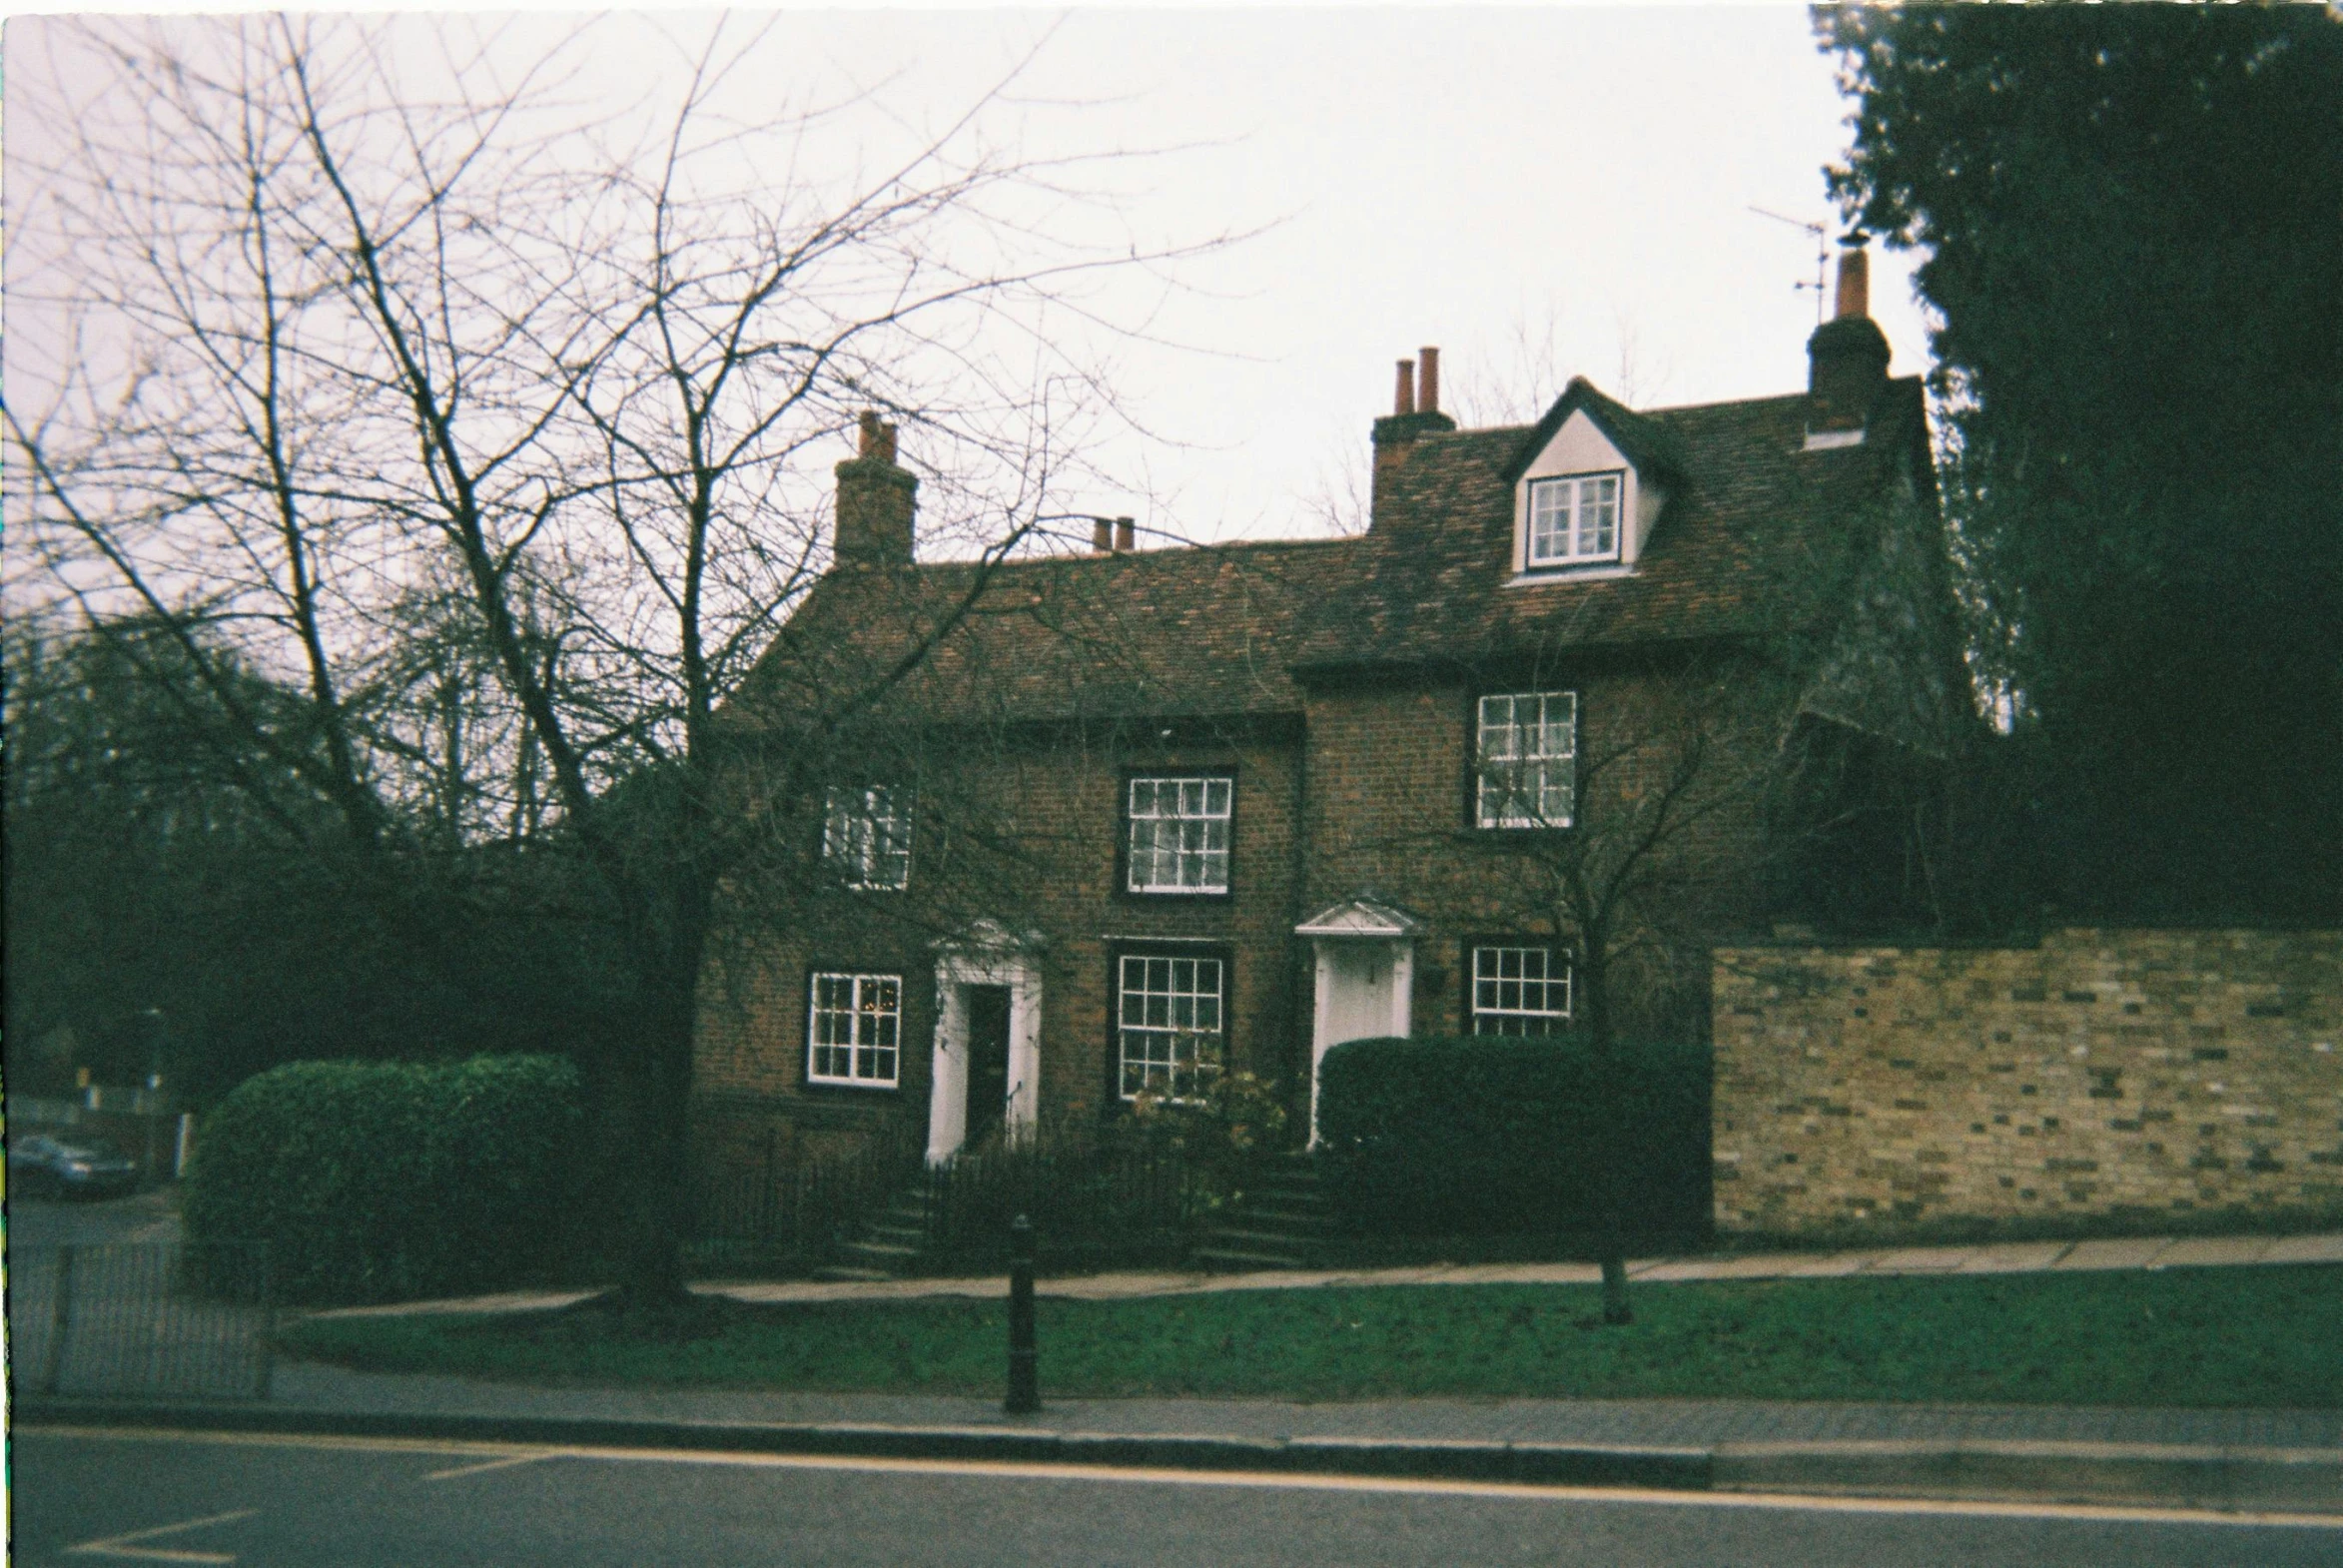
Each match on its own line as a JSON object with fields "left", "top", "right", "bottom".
{"left": 1315, "top": 1035, "right": 1711, "bottom": 1241}
{"left": 183, "top": 1055, "right": 583, "bottom": 1303}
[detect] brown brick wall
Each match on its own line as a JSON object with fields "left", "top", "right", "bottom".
{"left": 1712, "top": 928, "right": 2343, "bottom": 1237}
{"left": 695, "top": 658, "right": 1803, "bottom": 1182}
{"left": 1303, "top": 667, "right": 1775, "bottom": 1039}
{"left": 691, "top": 726, "right": 1310, "bottom": 1159}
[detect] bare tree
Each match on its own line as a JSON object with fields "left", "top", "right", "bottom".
{"left": 6, "top": 13, "right": 1232, "bottom": 1309}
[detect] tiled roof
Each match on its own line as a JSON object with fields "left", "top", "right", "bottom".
{"left": 737, "top": 536, "right": 1359, "bottom": 726}
{"left": 737, "top": 377, "right": 1929, "bottom": 725}
{"left": 1295, "top": 376, "right": 1931, "bottom": 675}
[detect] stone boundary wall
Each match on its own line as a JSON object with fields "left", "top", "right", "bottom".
{"left": 1711, "top": 929, "right": 2343, "bottom": 1238}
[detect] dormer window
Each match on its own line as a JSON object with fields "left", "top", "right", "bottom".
{"left": 1526, "top": 473, "right": 1621, "bottom": 567}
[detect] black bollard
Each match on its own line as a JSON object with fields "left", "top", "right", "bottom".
{"left": 1006, "top": 1212, "right": 1040, "bottom": 1414}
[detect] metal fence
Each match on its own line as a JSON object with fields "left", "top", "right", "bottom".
{"left": 917, "top": 1136, "right": 1206, "bottom": 1272}
{"left": 693, "top": 1121, "right": 927, "bottom": 1269}
{"left": 10, "top": 1241, "right": 274, "bottom": 1401}
{"left": 693, "top": 1125, "right": 1211, "bottom": 1276}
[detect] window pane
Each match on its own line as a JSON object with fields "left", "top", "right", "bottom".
{"left": 1470, "top": 947, "right": 1572, "bottom": 1035}
{"left": 1476, "top": 690, "right": 1574, "bottom": 828}
{"left": 1126, "top": 775, "right": 1233, "bottom": 892}
{"left": 809, "top": 972, "right": 902, "bottom": 1086}
{"left": 1118, "top": 953, "right": 1224, "bottom": 1101}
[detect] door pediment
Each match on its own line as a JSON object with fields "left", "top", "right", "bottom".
{"left": 1295, "top": 897, "right": 1423, "bottom": 939}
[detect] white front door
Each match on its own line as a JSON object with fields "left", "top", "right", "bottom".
{"left": 928, "top": 948, "right": 1042, "bottom": 1166}
{"left": 1307, "top": 938, "right": 1413, "bottom": 1144}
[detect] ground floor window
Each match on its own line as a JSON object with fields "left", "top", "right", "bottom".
{"left": 1116, "top": 952, "right": 1225, "bottom": 1101}
{"left": 808, "top": 972, "right": 902, "bottom": 1087}
{"left": 1469, "top": 944, "right": 1572, "bottom": 1036}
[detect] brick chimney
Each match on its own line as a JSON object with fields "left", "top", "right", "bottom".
{"left": 1806, "top": 236, "right": 1890, "bottom": 435}
{"left": 1370, "top": 347, "right": 1455, "bottom": 528}
{"left": 833, "top": 410, "right": 917, "bottom": 568}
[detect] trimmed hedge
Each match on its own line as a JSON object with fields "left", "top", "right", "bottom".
{"left": 183, "top": 1055, "right": 583, "bottom": 1304}
{"left": 1316, "top": 1035, "right": 1711, "bottom": 1242}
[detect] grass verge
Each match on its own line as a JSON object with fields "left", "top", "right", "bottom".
{"left": 279, "top": 1262, "right": 2343, "bottom": 1408}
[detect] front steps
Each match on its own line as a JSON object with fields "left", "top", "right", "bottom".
{"left": 1190, "top": 1154, "right": 1338, "bottom": 1272}
{"left": 813, "top": 1181, "right": 933, "bottom": 1281}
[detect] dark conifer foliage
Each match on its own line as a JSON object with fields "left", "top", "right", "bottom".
{"left": 1825, "top": 6, "right": 2343, "bottom": 925}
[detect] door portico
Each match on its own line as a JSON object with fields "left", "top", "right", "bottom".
{"left": 1296, "top": 897, "right": 1421, "bottom": 1143}
{"left": 927, "top": 921, "right": 1043, "bottom": 1165}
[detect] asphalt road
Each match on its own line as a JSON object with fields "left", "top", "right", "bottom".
{"left": 15, "top": 1428, "right": 2341, "bottom": 1567}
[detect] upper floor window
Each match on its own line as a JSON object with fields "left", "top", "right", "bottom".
{"left": 1126, "top": 775, "right": 1232, "bottom": 894}
{"left": 1469, "top": 944, "right": 1573, "bottom": 1036}
{"left": 1475, "top": 691, "right": 1576, "bottom": 829}
{"left": 807, "top": 971, "right": 902, "bottom": 1088}
{"left": 1526, "top": 472, "right": 1621, "bottom": 567}
{"left": 824, "top": 785, "right": 912, "bottom": 891}
{"left": 1116, "top": 951, "right": 1224, "bottom": 1101}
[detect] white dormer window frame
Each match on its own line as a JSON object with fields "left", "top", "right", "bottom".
{"left": 1525, "top": 471, "right": 1623, "bottom": 568}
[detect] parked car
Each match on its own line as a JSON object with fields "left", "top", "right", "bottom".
{"left": 8, "top": 1133, "right": 141, "bottom": 1198}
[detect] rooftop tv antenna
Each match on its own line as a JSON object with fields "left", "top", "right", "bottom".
{"left": 1749, "top": 206, "right": 1831, "bottom": 324}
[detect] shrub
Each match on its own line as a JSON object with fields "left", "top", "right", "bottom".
{"left": 183, "top": 1054, "right": 583, "bottom": 1303}
{"left": 1315, "top": 1035, "right": 1710, "bottom": 1242}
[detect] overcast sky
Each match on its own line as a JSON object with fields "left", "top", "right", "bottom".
{"left": 860, "top": 5, "right": 1937, "bottom": 540}
{"left": 4, "top": 6, "right": 1932, "bottom": 548}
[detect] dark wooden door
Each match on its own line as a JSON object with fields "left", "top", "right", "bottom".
{"left": 965, "top": 985, "right": 1012, "bottom": 1148}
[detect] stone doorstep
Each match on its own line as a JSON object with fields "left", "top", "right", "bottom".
{"left": 1714, "top": 1439, "right": 2343, "bottom": 1515}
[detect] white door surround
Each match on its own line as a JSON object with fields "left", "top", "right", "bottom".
{"left": 1296, "top": 898, "right": 1421, "bottom": 1144}
{"left": 927, "top": 921, "right": 1044, "bottom": 1166}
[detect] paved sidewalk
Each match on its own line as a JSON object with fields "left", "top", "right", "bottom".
{"left": 313, "top": 1227, "right": 2343, "bottom": 1319}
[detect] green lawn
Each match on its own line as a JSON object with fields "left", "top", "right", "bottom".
{"left": 280, "top": 1263, "right": 2343, "bottom": 1408}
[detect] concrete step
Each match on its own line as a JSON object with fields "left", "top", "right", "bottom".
{"left": 841, "top": 1239, "right": 922, "bottom": 1264}
{"left": 1192, "top": 1246, "right": 1310, "bottom": 1271}
{"left": 1197, "top": 1225, "right": 1324, "bottom": 1251}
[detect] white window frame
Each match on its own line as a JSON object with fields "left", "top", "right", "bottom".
{"left": 1469, "top": 945, "right": 1574, "bottom": 1036}
{"left": 1475, "top": 691, "right": 1577, "bottom": 829}
{"left": 823, "top": 784, "right": 912, "bottom": 891}
{"left": 1115, "top": 951, "right": 1225, "bottom": 1102}
{"left": 1525, "top": 472, "right": 1623, "bottom": 568}
{"left": 807, "top": 971, "right": 903, "bottom": 1088}
{"left": 1125, "top": 775, "right": 1233, "bottom": 894}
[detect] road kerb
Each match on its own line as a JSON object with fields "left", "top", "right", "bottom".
{"left": 18, "top": 1400, "right": 2340, "bottom": 1513}
{"left": 1714, "top": 1438, "right": 2343, "bottom": 1514}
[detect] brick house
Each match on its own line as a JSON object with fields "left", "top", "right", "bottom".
{"left": 693, "top": 245, "right": 1965, "bottom": 1179}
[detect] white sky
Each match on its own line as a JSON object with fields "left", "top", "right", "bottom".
{"left": 3, "top": 5, "right": 1932, "bottom": 547}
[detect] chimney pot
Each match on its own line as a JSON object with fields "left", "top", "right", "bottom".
{"left": 1115, "top": 516, "right": 1136, "bottom": 552}
{"left": 1834, "top": 236, "right": 1871, "bottom": 322}
{"left": 1092, "top": 516, "right": 1115, "bottom": 553}
{"left": 1393, "top": 359, "right": 1415, "bottom": 417}
{"left": 1417, "top": 347, "right": 1440, "bottom": 415}
{"left": 833, "top": 409, "right": 917, "bottom": 568}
